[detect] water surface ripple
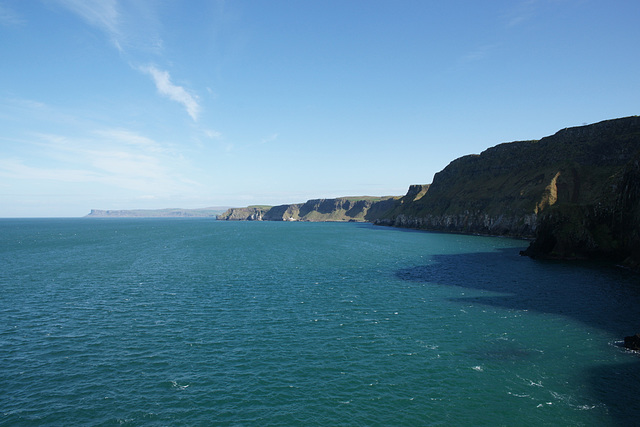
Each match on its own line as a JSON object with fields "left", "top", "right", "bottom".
{"left": 1, "top": 219, "right": 639, "bottom": 426}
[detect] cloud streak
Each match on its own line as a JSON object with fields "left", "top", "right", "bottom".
{"left": 55, "top": 1, "right": 200, "bottom": 120}
{"left": 55, "top": 0, "right": 121, "bottom": 50}
{"left": 94, "top": 128, "right": 169, "bottom": 152}
{"left": 0, "top": 129, "right": 199, "bottom": 195}
{"left": 504, "top": 0, "right": 540, "bottom": 28}
{"left": 0, "top": 158, "right": 99, "bottom": 182}
{"left": 0, "top": 3, "right": 25, "bottom": 26}
{"left": 54, "top": 0, "right": 162, "bottom": 53}
{"left": 460, "top": 44, "right": 499, "bottom": 64}
{"left": 141, "top": 65, "right": 201, "bottom": 121}
{"left": 260, "top": 133, "right": 279, "bottom": 144}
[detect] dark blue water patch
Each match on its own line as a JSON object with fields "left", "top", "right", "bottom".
{"left": 395, "top": 247, "right": 640, "bottom": 337}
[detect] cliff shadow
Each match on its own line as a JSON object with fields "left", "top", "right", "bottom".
{"left": 395, "top": 248, "right": 640, "bottom": 426}
{"left": 586, "top": 359, "right": 640, "bottom": 426}
{"left": 395, "top": 248, "right": 640, "bottom": 336}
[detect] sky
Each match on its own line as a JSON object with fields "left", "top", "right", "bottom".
{"left": 1, "top": 0, "right": 639, "bottom": 217}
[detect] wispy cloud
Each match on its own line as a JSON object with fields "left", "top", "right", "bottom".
{"left": 141, "top": 65, "right": 201, "bottom": 121}
{"left": 54, "top": 0, "right": 163, "bottom": 53}
{"left": 0, "top": 129, "right": 199, "bottom": 195}
{"left": 260, "top": 133, "right": 279, "bottom": 144}
{"left": 204, "top": 129, "right": 222, "bottom": 140}
{"left": 458, "top": 0, "right": 541, "bottom": 66}
{"left": 0, "top": 3, "right": 25, "bottom": 26}
{"left": 460, "top": 44, "right": 499, "bottom": 64}
{"left": 55, "top": 0, "right": 121, "bottom": 50}
{"left": 0, "top": 158, "right": 99, "bottom": 182}
{"left": 94, "top": 128, "right": 169, "bottom": 152}
{"left": 55, "top": 1, "right": 199, "bottom": 119}
{"left": 504, "top": 0, "right": 540, "bottom": 28}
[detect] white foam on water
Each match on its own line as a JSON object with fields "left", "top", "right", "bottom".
{"left": 170, "top": 380, "right": 189, "bottom": 390}
{"left": 507, "top": 392, "right": 530, "bottom": 398}
{"left": 517, "top": 375, "right": 544, "bottom": 388}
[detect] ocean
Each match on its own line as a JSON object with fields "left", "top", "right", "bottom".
{"left": 1, "top": 218, "right": 639, "bottom": 426}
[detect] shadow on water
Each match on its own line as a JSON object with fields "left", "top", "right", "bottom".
{"left": 396, "top": 247, "right": 640, "bottom": 426}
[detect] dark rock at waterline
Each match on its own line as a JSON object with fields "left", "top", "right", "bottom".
{"left": 624, "top": 334, "right": 640, "bottom": 351}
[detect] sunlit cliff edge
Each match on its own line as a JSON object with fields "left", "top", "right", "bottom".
{"left": 219, "top": 116, "right": 640, "bottom": 269}
{"left": 216, "top": 196, "right": 398, "bottom": 222}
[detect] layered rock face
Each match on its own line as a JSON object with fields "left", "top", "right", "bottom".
{"left": 216, "top": 206, "right": 272, "bottom": 221}
{"left": 380, "top": 116, "right": 640, "bottom": 267}
{"left": 522, "top": 147, "right": 640, "bottom": 266}
{"left": 217, "top": 197, "right": 398, "bottom": 222}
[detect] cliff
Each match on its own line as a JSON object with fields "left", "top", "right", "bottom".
{"left": 379, "top": 116, "right": 640, "bottom": 267}
{"left": 218, "top": 116, "right": 640, "bottom": 268}
{"left": 216, "top": 206, "right": 273, "bottom": 221}
{"left": 521, "top": 148, "right": 640, "bottom": 266}
{"left": 217, "top": 197, "right": 398, "bottom": 222}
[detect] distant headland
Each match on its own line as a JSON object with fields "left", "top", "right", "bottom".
{"left": 86, "top": 207, "right": 230, "bottom": 218}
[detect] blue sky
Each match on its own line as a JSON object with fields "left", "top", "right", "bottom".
{"left": 1, "top": 0, "right": 639, "bottom": 217}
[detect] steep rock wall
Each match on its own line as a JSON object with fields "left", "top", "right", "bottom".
{"left": 522, "top": 150, "right": 640, "bottom": 266}
{"left": 218, "top": 197, "right": 398, "bottom": 222}
{"left": 380, "top": 116, "right": 640, "bottom": 265}
{"left": 217, "top": 206, "right": 271, "bottom": 221}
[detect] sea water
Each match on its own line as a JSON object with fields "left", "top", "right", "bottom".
{"left": 1, "top": 219, "right": 639, "bottom": 426}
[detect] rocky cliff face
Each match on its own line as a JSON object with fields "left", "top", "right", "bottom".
{"left": 217, "top": 197, "right": 398, "bottom": 222}
{"left": 380, "top": 116, "right": 640, "bottom": 267}
{"left": 218, "top": 116, "right": 640, "bottom": 268}
{"left": 522, "top": 148, "right": 640, "bottom": 267}
{"left": 216, "top": 206, "right": 272, "bottom": 221}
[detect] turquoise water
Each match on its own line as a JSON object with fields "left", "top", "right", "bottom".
{"left": 1, "top": 219, "right": 639, "bottom": 426}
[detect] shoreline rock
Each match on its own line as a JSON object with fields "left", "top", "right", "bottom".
{"left": 624, "top": 334, "right": 640, "bottom": 351}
